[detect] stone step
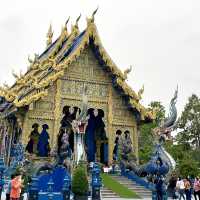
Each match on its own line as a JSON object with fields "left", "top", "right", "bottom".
{"left": 101, "top": 193, "right": 119, "bottom": 198}
{"left": 100, "top": 185, "right": 120, "bottom": 198}
{"left": 111, "top": 175, "right": 152, "bottom": 199}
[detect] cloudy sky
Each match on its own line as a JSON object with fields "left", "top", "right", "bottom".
{"left": 0, "top": 0, "right": 199, "bottom": 115}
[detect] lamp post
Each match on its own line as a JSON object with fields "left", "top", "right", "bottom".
{"left": 62, "top": 174, "right": 71, "bottom": 200}
{"left": 91, "top": 163, "right": 102, "bottom": 200}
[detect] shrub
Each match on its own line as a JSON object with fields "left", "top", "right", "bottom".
{"left": 72, "top": 164, "right": 89, "bottom": 196}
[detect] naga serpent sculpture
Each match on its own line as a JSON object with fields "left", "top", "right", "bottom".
{"left": 120, "top": 87, "right": 178, "bottom": 178}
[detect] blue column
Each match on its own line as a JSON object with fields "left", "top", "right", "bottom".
{"left": 62, "top": 174, "right": 71, "bottom": 200}
{"left": 91, "top": 163, "right": 102, "bottom": 200}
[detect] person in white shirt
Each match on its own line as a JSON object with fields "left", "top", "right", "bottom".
{"left": 176, "top": 177, "right": 185, "bottom": 200}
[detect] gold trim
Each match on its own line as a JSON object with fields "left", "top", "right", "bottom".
{"left": 53, "top": 80, "right": 61, "bottom": 146}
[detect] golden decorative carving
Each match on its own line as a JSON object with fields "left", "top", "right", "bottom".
{"left": 53, "top": 79, "right": 61, "bottom": 146}
{"left": 14, "top": 90, "right": 48, "bottom": 107}
{"left": 0, "top": 17, "right": 151, "bottom": 122}
{"left": 107, "top": 85, "right": 113, "bottom": 164}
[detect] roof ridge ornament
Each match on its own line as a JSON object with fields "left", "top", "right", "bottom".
{"left": 62, "top": 16, "right": 70, "bottom": 37}
{"left": 86, "top": 7, "right": 99, "bottom": 26}
{"left": 91, "top": 7, "right": 99, "bottom": 22}
{"left": 65, "top": 16, "right": 70, "bottom": 27}
{"left": 124, "top": 65, "right": 132, "bottom": 80}
{"left": 138, "top": 84, "right": 144, "bottom": 100}
{"left": 12, "top": 69, "right": 20, "bottom": 80}
{"left": 71, "top": 14, "right": 81, "bottom": 35}
{"left": 46, "top": 23, "right": 54, "bottom": 48}
{"left": 3, "top": 82, "right": 9, "bottom": 89}
{"left": 75, "top": 14, "right": 81, "bottom": 26}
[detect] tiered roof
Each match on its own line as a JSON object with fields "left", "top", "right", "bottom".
{"left": 0, "top": 12, "right": 153, "bottom": 121}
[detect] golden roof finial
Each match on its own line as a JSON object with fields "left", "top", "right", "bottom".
{"left": 91, "top": 7, "right": 99, "bottom": 22}
{"left": 124, "top": 65, "right": 132, "bottom": 80}
{"left": 138, "top": 84, "right": 144, "bottom": 100}
{"left": 62, "top": 16, "right": 70, "bottom": 37}
{"left": 34, "top": 53, "right": 39, "bottom": 63}
{"left": 46, "top": 23, "right": 53, "bottom": 47}
{"left": 75, "top": 14, "right": 81, "bottom": 27}
{"left": 65, "top": 16, "right": 70, "bottom": 27}
{"left": 71, "top": 14, "right": 81, "bottom": 35}
{"left": 12, "top": 69, "right": 19, "bottom": 80}
{"left": 86, "top": 7, "right": 99, "bottom": 26}
{"left": 28, "top": 55, "right": 33, "bottom": 64}
{"left": 3, "top": 82, "right": 9, "bottom": 89}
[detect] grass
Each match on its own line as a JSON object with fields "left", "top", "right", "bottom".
{"left": 101, "top": 173, "right": 140, "bottom": 199}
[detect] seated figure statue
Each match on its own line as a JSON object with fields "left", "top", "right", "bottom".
{"left": 57, "top": 127, "right": 72, "bottom": 165}
{"left": 120, "top": 131, "right": 138, "bottom": 173}
{"left": 37, "top": 124, "right": 50, "bottom": 157}
{"left": 26, "top": 123, "right": 40, "bottom": 154}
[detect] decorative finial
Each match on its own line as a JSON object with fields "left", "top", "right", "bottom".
{"left": 62, "top": 16, "right": 70, "bottom": 37}
{"left": 12, "top": 69, "right": 19, "bottom": 80}
{"left": 28, "top": 55, "right": 33, "bottom": 64}
{"left": 91, "top": 7, "right": 99, "bottom": 22}
{"left": 124, "top": 65, "right": 132, "bottom": 80}
{"left": 34, "top": 53, "right": 39, "bottom": 62}
{"left": 138, "top": 85, "right": 144, "bottom": 100}
{"left": 65, "top": 16, "right": 70, "bottom": 27}
{"left": 3, "top": 82, "right": 9, "bottom": 89}
{"left": 75, "top": 14, "right": 81, "bottom": 26}
{"left": 46, "top": 24, "right": 53, "bottom": 47}
{"left": 19, "top": 70, "right": 23, "bottom": 78}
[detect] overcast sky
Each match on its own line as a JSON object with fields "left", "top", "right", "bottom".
{"left": 0, "top": 0, "right": 199, "bottom": 115}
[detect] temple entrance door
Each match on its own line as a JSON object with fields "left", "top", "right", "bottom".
{"left": 85, "top": 108, "right": 108, "bottom": 164}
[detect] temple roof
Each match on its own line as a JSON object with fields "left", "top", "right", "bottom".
{"left": 0, "top": 15, "right": 154, "bottom": 121}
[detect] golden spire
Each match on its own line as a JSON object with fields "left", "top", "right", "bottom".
{"left": 46, "top": 24, "right": 53, "bottom": 47}
{"left": 124, "top": 65, "right": 132, "bottom": 80}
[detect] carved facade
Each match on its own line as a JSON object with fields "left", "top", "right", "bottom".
{"left": 0, "top": 15, "right": 153, "bottom": 164}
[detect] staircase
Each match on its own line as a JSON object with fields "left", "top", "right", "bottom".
{"left": 101, "top": 186, "right": 120, "bottom": 199}
{"left": 111, "top": 175, "right": 152, "bottom": 199}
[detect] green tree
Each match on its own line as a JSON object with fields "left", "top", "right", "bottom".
{"left": 178, "top": 158, "right": 200, "bottom": 177}
{"left": 139, "top": 101, "right": 165, "bottom": 164}
{"left": 175, "top": 94, "right": 200, "bottom": 149}
{"left": 72, "top": 164, "right": 89, "bottom": 196}
{"left": 148, "top": 101, "right": 165, "bottom": 124}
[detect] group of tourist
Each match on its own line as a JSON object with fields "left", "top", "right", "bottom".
{"left": 168, "top": 176, "right": 200, "bottom": 200}
{"left": 26, "top": 123, "right": 50, "bottom": 157}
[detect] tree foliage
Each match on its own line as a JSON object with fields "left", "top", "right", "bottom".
{"left": 72, "top": 164, "right": 89, "bottom": 196}
{"left": 171, "top": 94, "right": 200, "bottom": 176}
{"left": 139, "top": 101, "right": 165, "bottom": 164}
{"left": 139, "top": 96, "right": 200, "bottom": 177}
{"left": 176, "top": 94, "right": 200, "bottom": 149}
